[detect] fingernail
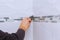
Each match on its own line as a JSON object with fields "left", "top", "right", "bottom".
{"left": 29, "top": 21, "right": 31, "bottom": 23}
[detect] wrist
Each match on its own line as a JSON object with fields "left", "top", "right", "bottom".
{"left": 19, "top": 26, "right": 26, "bottom": 31}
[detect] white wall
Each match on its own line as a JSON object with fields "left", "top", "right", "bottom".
{"left": 33, "top": 0, "right": 60, "bottom": 16}
{"left": 33, "top": 22, "right": 60, "bottom": 40}
{"left": 33, "top": 0, "right": 60, "bottom": 40}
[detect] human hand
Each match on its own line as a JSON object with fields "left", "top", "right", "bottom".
{"left": 19, "top": 17, "right": 32, "bottom": 31}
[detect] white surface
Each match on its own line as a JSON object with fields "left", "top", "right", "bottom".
{"left": 33, "top": 22, "right": 60, "bottom": 40}
{"left": 33, "top": 0, "right": 60, "bottom": 40}
{"left": 0, "top": 0, "right": 33, "bottom": 17}
{"left": 33, "top": 0, "right": 60, "bottom": 16}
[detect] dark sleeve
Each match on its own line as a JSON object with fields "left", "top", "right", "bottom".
{"left": 0, "top": 29, "right": 25, "bottom": 40}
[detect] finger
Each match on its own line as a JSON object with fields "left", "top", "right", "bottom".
{"left": 22, "top": 17, "right": 28, "bottom": 22}
{"left": 22, "top": 17, "right": 32, "bottom": 23}
{"left": 27, "top": 18, "right": 32, "bottom": 23}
